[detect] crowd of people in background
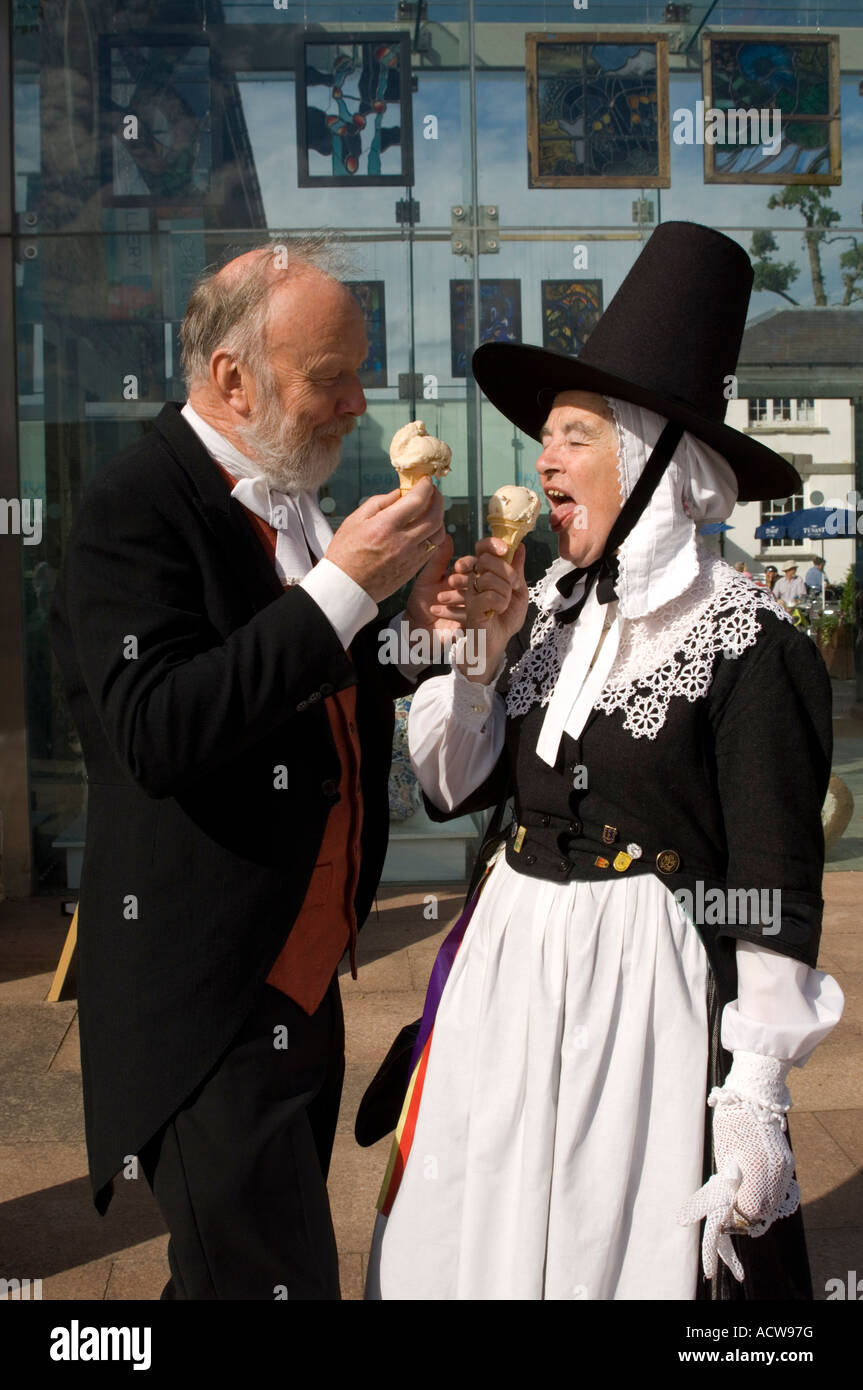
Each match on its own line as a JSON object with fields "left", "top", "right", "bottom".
{"left": 732, "top": 556, "right": 829, "bottom": 614}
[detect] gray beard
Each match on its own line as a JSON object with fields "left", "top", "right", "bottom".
{"left": 234, "top": 396, "right": 356, "bottom": 495}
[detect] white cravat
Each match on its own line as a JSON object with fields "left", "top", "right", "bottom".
{"left": 180, "top": 401, "right": 379, "bottom": 651}
{"left": 181, "top": 402, "right": 334, "bottom": 585}
{"left": 535, "top": 585, "right": 621, "bottom": 765}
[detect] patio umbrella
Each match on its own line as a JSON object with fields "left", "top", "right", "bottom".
{"left": 755, "top": 507, "right": 857, "bottom": 541}
{"left": 755, "top": 507, "right": 857, "bottom": 608}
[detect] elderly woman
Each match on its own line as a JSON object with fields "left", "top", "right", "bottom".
{"left": 365, "top": 224, "right": 843, "bottom": 1301}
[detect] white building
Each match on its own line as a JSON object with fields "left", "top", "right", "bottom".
{"left": 721, "top": 308, "right": 863, "bottom": 589}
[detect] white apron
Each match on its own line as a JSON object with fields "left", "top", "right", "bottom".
{"left": 365, "top": 852, "right": 708, "bottom": 1300}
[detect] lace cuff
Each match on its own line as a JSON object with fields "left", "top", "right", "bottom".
{"left": 711, "top": 1050, "right": 792, "bottom": 1118}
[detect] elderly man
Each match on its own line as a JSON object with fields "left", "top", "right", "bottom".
{"left": 774, "top": 562, "right": 808, "bottom": 609}
{"left": 49, "top": 240, "right": 451, "bottom": 1300}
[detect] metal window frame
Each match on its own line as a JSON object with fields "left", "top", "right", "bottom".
{"left": 0, "top": 0, "right": 33, "bottom": 896}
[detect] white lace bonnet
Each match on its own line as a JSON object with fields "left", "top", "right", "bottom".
{"left": 523, "top": 396, "right": 743, "bottom": 764}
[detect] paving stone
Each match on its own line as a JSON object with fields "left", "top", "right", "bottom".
{"left": 788, "top": 1047, "right": 863, "bottom": 1111}
{"left": 805, "top": 1227, "right": 863, "bottom": 1300}
{"left": 0, "top": 1003, "right": 77, "bottom": 1072}
{"left": 0, "top": 969, "right": 57, "bottom": 1003}
{"left": 793, "top": 1113, "right": 863, "bottom": 1229}
{"left": 328, "top": 1133, "right": 390, "bottom": 1260}
{"left": 0, "top": 1074, "right": 85, "bottom": 1142}
{"left": 0, "top": 1161, "right": 167, "bottom": 1279}
{"left": 815, "top": 1108, "right": 863, "bottom": 1169}
{"left": 41, "top": 1258, "right": 114, "bottom": 1301}
{"left": 375, "top": 884, "right": 466, "bottom": 915}
{"left": 336, "top": 1061, "right": 385, "bottom": 1138}
{"left": 104, "top": 1238, "right": 170, "bottom": 1301}
{"left": 49, "top": 1015, "right": 82, "bottom": 1072}
{"left": 821, "top": 875, "right": 863, "bottom": 924}
{"left": 338, "top": 1251, "right": 366, "bottom": 1302}
{"left": 341, "top": 989, "right": 426, "bottom": 1065}
{"left": 339, "top": 945, "right": 414, "bottom": 993}
{"left": 355, "top": 917, "right": 455, "bottom": 955}
{"left": 407, "top": 944, "right": 444, "bottom": 991}
{"left": 821, "top": 938, "right": 863, "bottom": 971}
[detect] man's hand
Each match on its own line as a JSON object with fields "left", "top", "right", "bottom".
{"left": 326, "top": 477, "right": 447, "bottom": 604}
{"left": 405, "top": 533, "right": 459, "bottom": 638}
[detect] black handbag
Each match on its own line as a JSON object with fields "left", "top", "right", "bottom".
{"left": 354, "top": 795, "right": 512, "bottom": 1149}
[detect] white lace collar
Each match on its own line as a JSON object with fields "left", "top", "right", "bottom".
{"left": 506, "top": 548, "right": 792, "bottom": 743}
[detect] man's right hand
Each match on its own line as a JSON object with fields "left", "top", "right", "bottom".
{"left": 325, "top": 477, "right": 447, "bottom": 604}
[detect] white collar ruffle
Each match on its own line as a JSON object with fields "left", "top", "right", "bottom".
{"left": 507, "top": 547, "right": 793, "bottom": 753}
{"left": 181, "top": 401, "right": 334, "bottom": 584}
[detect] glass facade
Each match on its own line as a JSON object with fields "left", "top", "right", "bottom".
{"left": 4, "top": 0, "right": 863, "bottom": 893}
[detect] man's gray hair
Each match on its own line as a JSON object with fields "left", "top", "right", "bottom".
{"left": 179, "top": 234, "right": 351, "bottom": 391}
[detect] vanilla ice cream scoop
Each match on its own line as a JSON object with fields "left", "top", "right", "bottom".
{"left": 487, "top": 486, "right": 540, "bottom": 562}
{"left": 390, "top": 420, "right": 452, "bottom": 494}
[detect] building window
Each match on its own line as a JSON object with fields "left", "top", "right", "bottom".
{"left": 748, "top": 398, "right": 817, "bottom": 427}
{"left": 760, "top": 492, "right": 805, "bottom": 549}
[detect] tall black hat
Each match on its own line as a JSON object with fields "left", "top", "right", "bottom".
{"left": 472, "top": 222, "right": 800, "bottom": 503}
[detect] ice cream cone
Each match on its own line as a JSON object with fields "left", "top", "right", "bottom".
{"left": 390, "top": 421, "right": 451, "bottom": 495}
{"left": 481, "top": 486, "right": 540, "bottom": 616}
{"left": 486, "top": 486, "right": 540, "bottom": 561}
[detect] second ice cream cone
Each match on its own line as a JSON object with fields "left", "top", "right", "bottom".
{"left": 480, "top": 486, "right": 540, "bottom": 615}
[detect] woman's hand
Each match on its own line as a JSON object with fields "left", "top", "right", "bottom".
{"left": 429, "top": 538, "right": 528, "bottom": 684}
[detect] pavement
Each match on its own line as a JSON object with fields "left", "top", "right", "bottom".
{"left": 0, "top": 679, "right": 860, "bottom": 1301}
{"left": 1, "top": 879, "right": 859, "bottom": 1301}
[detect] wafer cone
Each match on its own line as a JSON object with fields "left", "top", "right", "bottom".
{"left": 488, "top": 518, "right": 531, "bottom": 565}
{"left": 395, "top": 465, "right": 432, "bottom": 497}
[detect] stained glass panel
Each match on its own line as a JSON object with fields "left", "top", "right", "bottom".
{"left": 526, "top": 33, "right": 669, "bottom": 188}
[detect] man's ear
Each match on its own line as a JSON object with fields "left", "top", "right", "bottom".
{"left": 211, "top": 350, "right": 253, "bottom": 418}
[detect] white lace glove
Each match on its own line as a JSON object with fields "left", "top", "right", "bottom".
{"left": 677, "top": 1050, "right": 799, "bottom": 1282}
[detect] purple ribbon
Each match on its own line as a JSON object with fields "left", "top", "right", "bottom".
{"left": 408, "top": 877, "right": 487, "bottom": 1075}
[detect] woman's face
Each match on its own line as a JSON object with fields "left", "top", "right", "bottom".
{"left": 536, "top": 390, "right": 623, "bottom": 567}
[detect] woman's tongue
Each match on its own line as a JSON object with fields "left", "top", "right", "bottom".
{"left": 549, "top": 497, "right": 578, "bottom": 532}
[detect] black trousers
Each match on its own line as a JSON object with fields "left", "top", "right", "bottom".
{"left": 138, "top": 977, "right": 345, "bottom": 1300}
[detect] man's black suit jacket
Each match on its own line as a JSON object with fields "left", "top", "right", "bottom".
{"left": 50, "top": 402, "right": 408, "bottom": 1213}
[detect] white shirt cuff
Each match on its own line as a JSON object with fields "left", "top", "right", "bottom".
{"left": 721, "top": 940, "right": 845, "bottom": 1065}
{"left": 300, "top": 557, "right": 378, "bottom": 650}
{"left": 451, "top": 656, "right": 506, "bottom": 721}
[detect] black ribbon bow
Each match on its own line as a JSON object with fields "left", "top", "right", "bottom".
{"left": 554, "top": 558, "right": 599, "bottom": 626}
